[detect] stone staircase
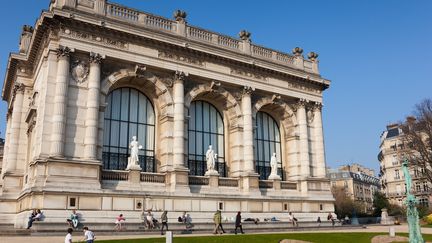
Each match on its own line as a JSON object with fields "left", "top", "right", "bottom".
{"left": 13, "top": 221, "right": 363, "bottom": 236}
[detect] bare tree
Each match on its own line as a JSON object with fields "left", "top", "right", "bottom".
{"left": 400, "top": 99, "right": 432, "bottom": 185}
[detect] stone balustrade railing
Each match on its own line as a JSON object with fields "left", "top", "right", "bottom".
{"left": 51, "top": 1, "right": 318, "bottom": 74}
{"left": 140, "top": 172, "right": 165, "bottom": 183}
{"left": 101, "top": 170, "right": 129, "bottom": 181}
{"left": 218, "top": 177, "right": 239, "bottom": 187}
{"left": 189, "top": 175, "right": 209, "bottom": 186}
{"left": 259, "top": 180, "right": 273, "bottom": 189}
{"left": 280, "top": 181, "right": 297, "bottom": 190}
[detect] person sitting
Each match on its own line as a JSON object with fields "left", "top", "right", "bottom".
{"left": 27, "top": 209, "right": 43, "bottom": 229}
{"left": 146, "top": 210, "right": 154, "bottom": 229}
{"left": 288, "top": 212, "right": 298, "bottom": 227}
{"left": 66, "top": 210, "right": 79, "bottom": 228}
{"left": 185, "top": 213, "right": 192, "bottom": 230}
{"left": 114, "top": 214, "right": 126, "bottom": 231}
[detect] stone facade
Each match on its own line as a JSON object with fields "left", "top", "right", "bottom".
{"left": 0, "top": 0, "right": 333, "bottom": 228}
{"left": 378, "top": 124, "right": 431, "bottom": 208}
{"left": 328, "top": 164, "right": 380, "bottom": 213}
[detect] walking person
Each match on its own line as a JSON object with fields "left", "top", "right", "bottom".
{"left": 212, "top": 210, "right": 225, "bottom": 234}
{"left": 82, "top": 226, "right": 95, "bottom": 243}
{"left": 160, "top": 211, "right": 168, "bottom": 235}
{"left": 317, "top": 216, "right": 321, "bottom": 227}
{"left": 64, "top": 228, "right": 73, "bottom": 243}
{"left": 234, "top": 212, "right": 244, "bottom": 234}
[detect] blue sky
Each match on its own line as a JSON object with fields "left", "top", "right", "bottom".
{"left": 1, "top": 1, "right": 431, "bottom": 173}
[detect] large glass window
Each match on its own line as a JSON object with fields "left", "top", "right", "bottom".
{"left": 254, "top": 112, "right": 283, "bottom": 180}
{"left": 102, "top": 88, "right": 155, "bottom": 172}
{"left": 188, "top": 101, "right": 226, "bottom": 176}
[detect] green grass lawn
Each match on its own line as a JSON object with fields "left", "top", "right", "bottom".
{"left": 88, "top": 232, "right": 432, "bottom": 243}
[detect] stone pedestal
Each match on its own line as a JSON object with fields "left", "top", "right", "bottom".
{"left": 241, "top": 174, "right": 259, "bottom": 193}
{"left": 208, "top": 174, "right": 219, "bottom": 188}
{"left": 381, "top": 208, "right": 390, "bottom": 225}
{"left": 128, "top": 169, "right": 141, "bottom": 184}
{"left": 205, "top": 169, "right": 219, "bottom": 176}
{"left": 271, "top": 177, "right": 281, "bottom": 190}
{"left": 167, "top": 169, "right": 190, "bottom": 192}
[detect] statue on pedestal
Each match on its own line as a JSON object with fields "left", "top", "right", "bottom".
{"left": 268, "top": 153, "right": 281, "bottom": 180}
{"left": 126, "top": 136, "right": 143, "bottom": 170}
{"left": 205, "top": 145, "right": 219, "bottom": 176}
{"left": 402, "top": 158, "right": 424, "bottom": 243}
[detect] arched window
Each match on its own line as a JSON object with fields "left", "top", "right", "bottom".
{"left": 188, "top": 101, "right": 226, "bottom": 176}
{"left": 102, "top": 88, "right": 155, "bottom": 172}
{"left": 254, "top": 112, "right": 283, "bottom": 180}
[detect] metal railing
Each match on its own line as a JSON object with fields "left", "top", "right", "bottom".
{"left": 281, "top": 181, "right": 297, "bottom": 190}
{"left": 259, "top": 180, "right": 273, "bottom": 189}
{"left": 218, "top": 177, "right": 239, "bottom": 187}
{"left": 189, "top": 175, "right": 209, "bottom": 185}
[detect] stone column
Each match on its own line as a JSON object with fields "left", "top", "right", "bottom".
{"left": 84, "top": 52, "right": 104, "bottom": 160}
{"left": 313, "top": 102, "right": 326, "bottom": 177}
{"left": 50, "top": 46, "right": 72, "bottom": 157}
{"left": 5, "top": 83, "right": 25, "bottom": 172}
{"left": 173, "top": 70, "right": 188, "bottom": 169}
{"left": 241, "top": 86, "right": 255, "bottom": 174}
{"left": 296, "top": 99, "right": 310, "bottom": 179}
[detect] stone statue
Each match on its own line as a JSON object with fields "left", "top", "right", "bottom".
{"left": 126, "top": 136, "right": 143, "bottom": 170}
{"left": 268, "top": 153, "right": 281, "bottom": 180}
{"left": 402, "top": 158, "right": 424, "bottom": 243}
{"left": 205, "top": 145, "right": 219, "bottom": 176}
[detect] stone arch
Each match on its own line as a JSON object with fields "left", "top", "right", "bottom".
{"left": 185, "top": 84, "right": 243, "bottom": 128}
{"left": 253, "top": 97, "right": 297, "bottom": 137}
{"left": 101, "top": 68, "right": 174, "bottom": 117}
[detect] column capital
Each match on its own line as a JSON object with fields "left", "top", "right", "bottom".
{"left": 13, "top": 82, "right": 25, "bottom": 95}
{"left": 57, "top": 46, "right": 73, "bottom": 59}
{"left": 174, "top": 70, "right": 188, "bottom": 81}
{"left": 313, "top": 102, "right": 323, "bottom": 111}
{"left": 242, "top": 86, "right": 254, "bottom": 97}
{"left": 89, "top": 52, "right": 105, "bottom": 64}
{"left": 292, "top": 98, "right": 308, "bottom": 112}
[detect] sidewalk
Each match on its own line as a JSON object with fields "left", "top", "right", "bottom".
{"left": 1, "top": 224, "right": 431, "bottom": 243}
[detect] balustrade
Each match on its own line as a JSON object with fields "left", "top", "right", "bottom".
{"left": 107, "top": 4, "right": 139, "bottom": 22}
{"left": 218, "top": 177, "right": 239, "bottom": 187}
{"left": 101, "top": 170, "right": 129, "bottom": 181}
{"left": 218, "top": 36, "right": 239, "bottom": 49}
{"left": 280, "top": 181, "right": 297, "bottom": 190}
{"left": 189, "top": 176, "right": 209, "bottom": 185}
{"left": 188, "top": 27, "right": 212, "bottom": 42}
{"left": 140, "top": 172, "right": 165, "bottom": 183}
{"left": 252, "top": 45, "right": 273, "bottom": 58}
{"left": 145, "top": 15, "right": 174, "bottom": 31}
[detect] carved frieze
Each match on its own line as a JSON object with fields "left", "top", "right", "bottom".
{"left": 287, "top": 80, "right": 322, "bottom": 95}
{"left": 158, "top": 50, "right": 204, "bottom": 67}
{"left": 60, "top": 28, "right": 128, "bottom": 50}
{"left": 230, "top": 68, "right": 267, "bottom": 81}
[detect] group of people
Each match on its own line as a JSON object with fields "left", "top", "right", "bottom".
{"left": 212, "top": 210, "right": 245, "bottom": 235}
{"left": 65, "top": 227, "right": 95, "bottom": 243}
{"left": 27, "top": 209, "right": 43, "bottom": 229}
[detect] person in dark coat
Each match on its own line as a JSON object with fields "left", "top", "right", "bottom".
{"left": 234, "top": 212, "right": 244, "bottom": 234}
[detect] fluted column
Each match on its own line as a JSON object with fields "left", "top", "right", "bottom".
{"left": 5, "top": 83, "right": 25, "bottom": 172}
{"left": 84, "top": 52, "right": 104, "bottom": 160}
{"left": 313, "top": 102, "right": 326, "bottom": 177}
{"left": 50, "top": 46, "right": 72, "bottom": 157}
{"left": 242, "top": 86, "right": 255, "bottom": 174}
{"left": 296, "top": 99, "right": 310, "bottom": 178}
{"left": 173, "top": 70, "right": 188, "bottom": 169}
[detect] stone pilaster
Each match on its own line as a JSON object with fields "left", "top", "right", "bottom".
{"left": 241, "top": 86, "right": 255, "bottom": 175}
{"left": 50, "top": 46, "right": 72, "bottom": 157}
{"left": 296, "top": 99, "right": 310, "bottom": 179}
{"left": 4, "top": 83, "right": 25, "bottom": 173}
{"left": 313, "top": 102, "right": 326, "bottom": 177}
{"left": 84, "top": 52, "right": 104, "bottom": 160}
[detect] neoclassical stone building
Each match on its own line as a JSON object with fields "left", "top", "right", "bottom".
{"left": 0, "top": 0, "right": 333, "bottom": 227}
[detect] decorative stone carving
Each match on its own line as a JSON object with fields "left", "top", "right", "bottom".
{"left": 291, "top": 98, "right": 308, "bottom": 112}
{"left": 13, "top": 83, "right": 25, "bottom": 95}
{"left": 135, "top": 65, "right": 147, "bottom": 78}
{"left": 292, "top": 47, "right": 303, "bottom": 56}
{"left": 271, "top": 94, "right": 281, "bottom": 104}
{"left": 313, "top": 102, "right": 323, "bottom": 111}
{"left": 126, "top": 136, "right": 143, "bottom": 171}
{"left": 242, "top": 86, "right": 254, "bottom": 96}
{"left": 173, "top": 10, "right": 187, "bottom": 23}
{"left": 89, "top": 52, "right": 104, "bottom": 64}
{"left": 19, "top": 25, "right": 34, "bottom": 54}
{"left": 209, "top": 81, "right": 221, "bottom": 91}
{"left": 307, "top": 52, "right": 319, "bottom": 61}
{"left": 268, "top": 153, "right": 281, "bottom": 180}
{"left": 57, "top": 46, "right": 72, "bottom": 58}
{"left": 230, "top": 68, "right": 266, "bottom": 81}
{"left": 158, "top": 51, "right": 204, "bottom": 67}
{"left": 239, "top": 30, "right": 251, "bottom": 42}
{"left": 174, "top": 70, "right": 188, "bottom": 81}
{"left": 307, "top": 108, "right": 314, "bottom": 124}
{"left": 71, "top": 60, "right": 89, "bottom": 84}
{"left": 60, "top": 28, "right": 128, "bottom": 50}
